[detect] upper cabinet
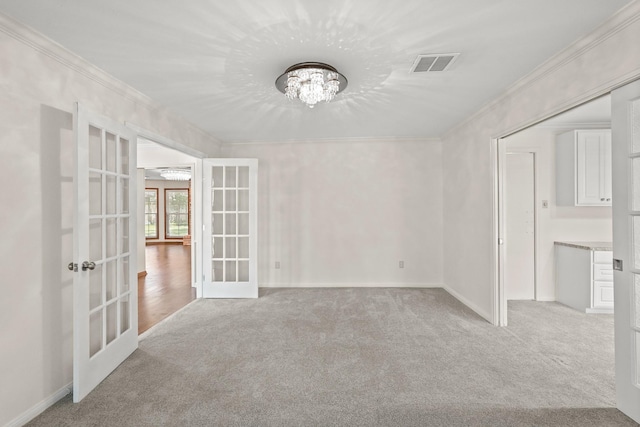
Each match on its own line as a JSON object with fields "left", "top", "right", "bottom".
{"left": 556, "top": 129, "right": 612, "bottom": 206}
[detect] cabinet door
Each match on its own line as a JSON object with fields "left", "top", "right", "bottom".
{"left": 576, "top": 130, "right": 611, "bottom": 205}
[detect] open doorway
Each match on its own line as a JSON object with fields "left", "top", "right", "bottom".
{"left": 136, "top": 138, "right": 202, "bottom": 334}
{"left": 498, "top": 95, "right": 613, "bottom": 324}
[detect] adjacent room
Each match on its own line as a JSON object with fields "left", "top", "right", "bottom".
{"left": 2, "top": 1, "right": 640, "bottom": 426}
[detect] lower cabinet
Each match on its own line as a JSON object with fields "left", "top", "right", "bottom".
{"left": 555, "top": 243, "right": 613, "bottom": 313}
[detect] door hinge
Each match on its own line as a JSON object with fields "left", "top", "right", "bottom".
{"left": 498, "top": 238, "right": 504, "bottom": 245}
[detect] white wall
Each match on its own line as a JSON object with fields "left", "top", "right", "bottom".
{"left": 144, "top": 179, "right": 192, "bottom": 242}
{"left": 505, "top": 128, "right": 612, "bottom": 301}
{"left": 0, "top": 14, "right": 220, "bottom": 427}
{"left": 222, "top": 139, "right": 443, "bottom": 287}
{"left": 442, "top": 3, "right": 640, "bottom": 322}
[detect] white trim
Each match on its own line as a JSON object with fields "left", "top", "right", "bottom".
{"left": 534, "top": 121, "right": 611, "bottom": 130}
{"left": 259, "top": 283, "right": 443, "bottom": 288}
{"left": 445, "top": 1, "right": 640, "bottom": 140}
{"left": 442, "top": 285, "right": 493, "bottom": 323}
{"left": 126, "top": 122, "right": 216, "bottom": 157}
{"left": 5, "top": 383, "right": 72, "bottom": 427}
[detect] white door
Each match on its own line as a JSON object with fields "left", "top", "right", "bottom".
{"left": 612, "top": 80, "right": 640, "bottom": 423}
{"left": 72, "top": 104, "right": 138, "bottom": 402}
{"left": 505, "top": 152, "right": 536, "bottom": 300}
{"left": 202, "top": 159, "right": 258, "bottom": 298}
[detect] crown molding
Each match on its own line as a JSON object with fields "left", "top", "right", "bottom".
{"left": 221, "top": 136, "right": 441, "bottom": 147}
{"left": 444, "top": 1, "right": 640, "bottom": 139}
{"left": 0, "top": 11, "right": 217, "bottom": 145}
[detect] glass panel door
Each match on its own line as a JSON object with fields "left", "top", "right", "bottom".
{"left": 202, "top": 159, "right": 257, "bottom": 298}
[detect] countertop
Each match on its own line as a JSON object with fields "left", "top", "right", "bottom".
{"left": 554, "top": 241, "right": 613, "bottom": 251}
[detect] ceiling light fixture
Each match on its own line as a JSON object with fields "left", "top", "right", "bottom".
{"left": 160, "top": 169, "right": 191, "bottom": 181}
{"left": 275, "top": 62, "right": 348, "bottom": 108}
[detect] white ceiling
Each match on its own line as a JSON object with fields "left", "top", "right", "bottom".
{"left": 0, "top": 0, "right": 631, "bottom": 143}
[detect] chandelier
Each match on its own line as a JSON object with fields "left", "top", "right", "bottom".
{"left": 160, "top": 169, "right": 191, "bottom": 181}
{"left": 275, "top": 62, "right": 348, "bottom": 108}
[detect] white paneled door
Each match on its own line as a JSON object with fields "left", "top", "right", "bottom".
{"left": 71, "top": 104, "right": 138, "bottom": 402}
{"left": 612, "top": 80, "right": 640, "bottom": 424}
{"left": 202, "top": 159, "right": 258, "bottom": 298}
{"left": 505, "top": 152, "right": 536, "bottom": 300}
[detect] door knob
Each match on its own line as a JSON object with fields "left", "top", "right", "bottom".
{"left": 82, "top": 261, "right": 96, "bottom": 271}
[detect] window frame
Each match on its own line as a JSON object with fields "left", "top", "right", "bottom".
{"left": 144, "top": 188, "right": 159, "bottom": 239}
{"left": 164, "top": 188, "right": 191, "bottom": 239}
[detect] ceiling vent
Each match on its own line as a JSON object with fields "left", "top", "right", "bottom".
{"left": 410, "top": 53, "right": 459, "bottom": 73}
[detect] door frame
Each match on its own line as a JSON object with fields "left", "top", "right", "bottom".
{"left": 497, "top": 144, "right": 540, "bottom": 325}
{"left": 125, "top": 123, "right": 207, "bottom": 297}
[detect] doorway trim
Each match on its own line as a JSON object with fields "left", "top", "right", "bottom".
{"left": 126, "top": 123, "right": 207, "bottom": 297}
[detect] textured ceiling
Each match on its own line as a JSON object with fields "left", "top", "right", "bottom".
{"left": 0, "top": 0, "right": 631, "bottom": 143}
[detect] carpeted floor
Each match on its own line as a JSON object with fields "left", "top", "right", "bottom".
{"left": 28, "top": 288, "right": 637, "bottom": 426}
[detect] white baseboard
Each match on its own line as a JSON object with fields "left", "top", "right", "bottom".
{"left": 258, "top": 283, "right": 443, "bottom": 288}
{"left": 442, "top": 285, "right": 493, "bottom": 323}
{"left": 7, "top": 383, "right": 72, "bottom": 427}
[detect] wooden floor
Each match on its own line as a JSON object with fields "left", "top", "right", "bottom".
{"left": 138, "top": 244, "right": 196, "bottom": 334}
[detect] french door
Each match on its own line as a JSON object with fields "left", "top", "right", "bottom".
{"left": 202, "top": 159, "right": 258, "bottom": 298}
{"left": 612, "top": 80, "right": 640, "bottom": 423}
{"left": 72, "top": 104, "right": 138, "bottom": 402}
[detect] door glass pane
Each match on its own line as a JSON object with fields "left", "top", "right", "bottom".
{"left": 213, "top": 213, "right": 223, "bottom": 234}
{"left": 238, "top": 190, "right": 249, "bottom": 211}
{"left": 89, "top": 264, "right": 103, "bottom": 310}
{"left": 120, "top": 295, "right": 130, "bottom": 334}
{"left": 632, "top": 99, "right": 640, "bottom": 153}
{"left": 90, "top": 310, "right": 103, "bottom": 357}
{"left": 106, "top": 132, "right": 117, "bottom": 173}
{"left": 634, "top": 217, "right": 640, "bottom": 270}
{"left": 633, "top": 158, "right": 640, "bottom": 211}
{"left": 120, "top": 217, "right": 129, "bottom": 254}
{"left": 106, "top": 302, "right": 117, "bottom": 345}
{"left": 89, "top": 173, "right": 102, "bottom": 215}
{"left": 636, "top": 332, "right": 640, "bottom": 386}
{"left": 106, "top": 218, "right": 117, "bottom": 258}
{"left": 238, "top": 214, "right": 249, "bottom": 235}
{"left": 213, "top": 261, "right": 223, "bottom": 282}
{"left": 89, "top": 125, "right": 102, "bottom": 170}
{"left": 120, "top": 178, "right": 129, "bottom": 214}
{"left": 225, "top": 237, "right": 236, "bottom": 258}
{"left": 238, "top": 166, "right": 249, "bottom": 188}
{"left": 225, "top": 167, "right": 237, "bottom": 187}
{"left": 89, "top": 219, "right": 102, "bottom": 261}
{"left": 225, "top": 214, "right": 236, "bottom": 235}
{"left": 226, "top": 190, "right": 236, "bottom": 211}
{"left": 635, "top": 274, "right": 640, "bottom": 329}
{"left": 225, "top": 261, "right": 237, "bottom": 282}
{"left": 238, "top": 237, "right": 249, "bottom": 259}
{"left": 105, "top": 260, "right": 117, "bottom": 301}
{"left": 213, "top": 190, "right": 223, "bottom": 212}
{"left": 120, "top": 138, "right": 129, "bottom": 175}
{"left": 120, "top": 256, "right": 130, "bottom": 294}
{"left": 238, "top": 261, "right": 249, "bottom": 282}
{"left": 106, "top": 175, "right": 117, "bottom": 215}
{"left": 212, "top": 166, "right": 224, "bottom": 188}
{"left": 213, "top": 237, "right": 223, "bottom": 259}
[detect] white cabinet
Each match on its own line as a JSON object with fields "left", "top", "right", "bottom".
{"left": 556, "top": 129, "right": 612, "bottom": 206}
{"left": 555, "top": 242, "right": 613, "bottom": 313}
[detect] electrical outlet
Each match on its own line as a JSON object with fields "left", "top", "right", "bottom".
{"left": 275, "top": 261, "right": 280, "bottom": 269}
{"left": 399, "top": 261, "right": 404, "bottom": 269}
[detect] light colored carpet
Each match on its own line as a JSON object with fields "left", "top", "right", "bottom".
{"left": 28, "top": 288, "right": 637, "bottom": 426}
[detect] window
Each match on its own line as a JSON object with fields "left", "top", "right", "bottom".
{"left": 165, "top": 189, "right": 190, "bottom": 238}
{"left": 144, "top": 189, "right": 158, "bottom": 239}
